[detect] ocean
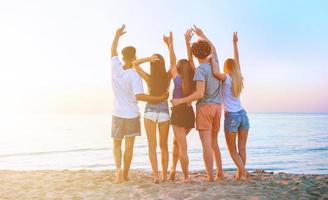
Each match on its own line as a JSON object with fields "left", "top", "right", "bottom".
{"left": 0, "top": 113, "right": 327, "bottom": 174}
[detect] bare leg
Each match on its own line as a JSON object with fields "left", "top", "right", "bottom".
{"left": 173, "top": 125, "right": 190, "bottom": 183}
{"left": 236, "top": 129, "right": 249, "bottom": 178}
{"left": 225, "top": 131, "right": 247, "bottom": 180}
{"left": 238, "top": 129, "right": 248, "bottom": 165}
{"left": 199, "top": 130, "right": 214, "bottom": 181}
{"left": 158, "top": 121, "right": 170, "bottom": 182}
{"left": 123, "top": 136, "right": 135, "bottom": 181}
{"left": 211, "top": 130, "right": 223, "bottom": 181}
{"left": 113, "top": 139, "right": 124, "bottom": 183}
{"left": 170, "top": 136, "right": 179, "bottom": 181}
{"left": 144, "top": 119, "right": 159, "bottom": 183}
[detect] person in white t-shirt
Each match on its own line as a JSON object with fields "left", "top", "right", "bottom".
{"left": 110, "top": 25, "right": 169, "bottom": 183}
{"left": 210, "top": 32, "right": 250, "bottom": 180}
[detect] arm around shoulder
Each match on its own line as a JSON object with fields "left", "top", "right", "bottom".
{"left": 171, "top": 80, "right": 205, "bottom": 106}
{"left": 210, "top": 54, "right": 226, "bottom": 81}
{"left": 136, "top": 92, "right": 169, "bottom": 104}
{"left": 132, "top": 57, "right": 155, "bottom": 82}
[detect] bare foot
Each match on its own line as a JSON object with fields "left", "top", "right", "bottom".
{"left": 114, "top": 169, "right": 124, "bottom": 184}
{"left": 153, "top": 177, "right": 160, "bottom": 184}
{"left": 216, "top": 175, "right": 223, "bottom": 182}
{"left": 235, "top": 170, "right": 241, "bottom": 181}
{"left": 216, "top": 170, "right": 224, "bottom": 182}
{"left": 162, "top": 174, "right": 168, "bottom": 182}
{"left": 153, "top": 174, "right": 160, "bottom": 184}
{"left": 207, "top": 176, "right": 215, "bottom": 182}
{"left": 123, "top": 172, "right": 129, "bottom": 182}
{"left": 169, "top": 170, "right": 176, "bottom": 181}
{"left": 184, "top": 176, "right": 191, "bottom": 184}
{"left": 240, "top": 171, "right": 250, "bottom": 181}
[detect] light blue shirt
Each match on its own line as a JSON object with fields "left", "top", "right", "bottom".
{"left": 193, "top": 62, "right": 221, "bottom": 105}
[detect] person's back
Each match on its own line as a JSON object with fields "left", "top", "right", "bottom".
{"left": 194, "top": 62, "right": 221, "bottom": 105}
{"left": 221, "top": 74, "right": 243, "bottom": 112}
{"left": 171, "top": 28, "right": 224, "bottom": 181}
{"left": 110, "top": 25, "right": 144, "bottom": 184}
{"left": 111, "top": 56, "right": 143, "bottom": 118}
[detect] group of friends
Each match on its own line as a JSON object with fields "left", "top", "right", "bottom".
{"left": 110, "top": 24, "right": 250, "bottom": 184}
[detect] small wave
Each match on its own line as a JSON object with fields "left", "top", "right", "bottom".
{"left": 305, "top": 147, "right": 328, "bottom": 152}
{"left": 0, "top": 148, "right": 111, "bottom": 158}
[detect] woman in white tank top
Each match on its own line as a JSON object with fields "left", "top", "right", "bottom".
{"left": 210, "top": 32, "right": 250, "bottom": 180}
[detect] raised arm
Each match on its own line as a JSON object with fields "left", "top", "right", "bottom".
{"left": 136, "top": 92, "right": 169, "bottom": 104}
{"left": 184, "top": 29, "right": 195, "bottom": 70}
{"left": 210, "top": 54, "right": 226, "bottom": 81}
{"left": 192, "top": 25, "right": 220, "bottom": 68}
{"left": 111, "top": 24, "right": 126, "bottom": 57}
{"left": 192, "top": 25, "right": 217, "bottom": 56}
{"left": 233, "top": 32, "right": 240, "bottom": 69}
{"left": 132, "top": 56, "right": 158, "bottom": 82}
{"left": 163, "top": 32, "right": 178, "bottom": 78}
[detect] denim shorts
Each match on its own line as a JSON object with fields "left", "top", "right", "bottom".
{"left": 224, "top": 109, "right": 250, "bottom": 132}
{"left": 144, "top": 101, "right": 170, "bottom": 123}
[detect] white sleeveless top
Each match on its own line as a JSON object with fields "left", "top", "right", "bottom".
{"left": 221, "top": 74, "right": 243, "bottom": 112}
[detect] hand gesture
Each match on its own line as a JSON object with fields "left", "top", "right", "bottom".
{"left": 115, "top": 24, "right": 126, "bottom": 37}
{"left": 184, "top": 29, "right": 194, "bottom": 43}
{"left": 163, "top": 31, "right": 173, "bottom": 46}
{"left": 233, "top": 32, "right": 238, "bottom": 45}
{"left": 161, "top": 92, "right": 170, "bottom": 100}
{"left": 171, "top": 98, "right": 181, "bottom": 107}
{"left": 192, "top": 25, "right": 206, "bottom": 39}
{"left": 163, "top": 35, "right": 169, "bottom": 46}
{"left": 150, "top": 55, "right": 159, "bottom": 63}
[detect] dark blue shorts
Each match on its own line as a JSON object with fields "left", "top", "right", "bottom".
{"left": 224, "top": 109, "right": 250, "bottom": 132}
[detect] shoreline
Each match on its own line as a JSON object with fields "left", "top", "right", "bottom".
{"left": 0, "top": 170, "right": 327, "bottom": 199}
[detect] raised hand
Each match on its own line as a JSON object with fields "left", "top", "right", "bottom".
{"left": 115, "top": 24, "right": 126, "bottom": 37}
{"left": 184, "top": 29, "right": 194, "bottom": 43}
{"left": 169, "top": 31, "right": 173, "bottom": 44}
{"left": 163, "top": 31, "right": 173, "bottom": 46}
{"left": 111, "top": 24, "right": 126, "bottom": 57}
{"left": 163, "top": 34, "right": 169, "bottom": 46}
{"left": 233, "top": 32, "right": 238, "bottom": 45}
{"left": 192, "top": 25, "right": 206, "bottom": 39}
{"left": 150, "top": 55, "right": 160, "bottom": 63}
{"left": 233, "top": 32, "right": 240, "bottom": 68}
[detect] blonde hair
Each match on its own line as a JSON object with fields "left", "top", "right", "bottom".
{"left": 224, "top": 58, "right": 244, "bottom": 97}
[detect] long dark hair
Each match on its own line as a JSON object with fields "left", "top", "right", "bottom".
{"left": 149, "top": 54, "right": 169, "bottom": 96}
{"left": 177, "top": 59, "right": 195, "bottom": 97}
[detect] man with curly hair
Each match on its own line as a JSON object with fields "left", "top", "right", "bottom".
{"left": 172, "top": 26, "right": 223, "bottom": 182}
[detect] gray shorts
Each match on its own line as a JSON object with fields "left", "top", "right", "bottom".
{"left": 111, "top": 116, "right": 141, "bottom": 139}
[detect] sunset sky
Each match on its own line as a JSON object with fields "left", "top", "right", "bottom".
{"left": 0, "top": 0, "right": 327, "bottom": 114}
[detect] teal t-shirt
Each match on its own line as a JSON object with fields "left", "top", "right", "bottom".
{"left": 193, "top": 62, "right": 221, "bottom": 105}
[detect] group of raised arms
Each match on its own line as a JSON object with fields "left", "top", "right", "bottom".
{"left": 110, "top": 24, "right": 250, "bottom": 184}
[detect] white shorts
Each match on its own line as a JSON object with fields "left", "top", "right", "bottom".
{"left": 144, "top": 112, "right": 170, "bottom": 123}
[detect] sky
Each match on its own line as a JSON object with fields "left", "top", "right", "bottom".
{"left": 0, "top": 0, "right": 327, "bottom": 114}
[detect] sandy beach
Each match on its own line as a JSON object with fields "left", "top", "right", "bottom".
{"left": 0, "top": 170, "right": 327, "bottom": 200}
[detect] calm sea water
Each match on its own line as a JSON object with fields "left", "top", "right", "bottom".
{"left": 0, "top": 113, "right": 327, "bottom": 174}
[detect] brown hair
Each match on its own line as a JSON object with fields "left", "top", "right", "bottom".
{"left": 177, "top": 59, "right": 195, "bottom": 97}
{"left": 149, "top": 54, "right": 170, "bottom": 96}
{"left": 191, "top": 40, "right": 211, "bottom": 59}
{"left": 121, "top": 46, "right": 136, "bottom": 61}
